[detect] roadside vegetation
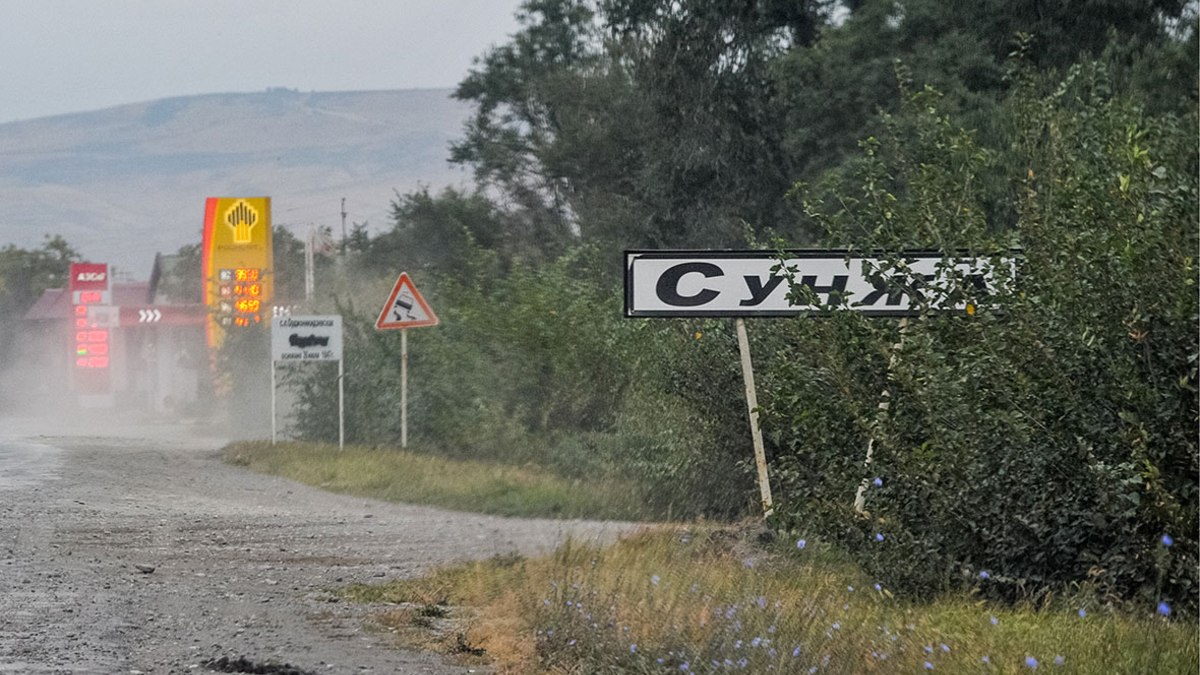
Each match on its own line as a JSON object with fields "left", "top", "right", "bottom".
{"left": 223, "top": 441, "right": 655, "bottom": 521}
{"left": 211, "top": 0, "right": 1196, "bottom": 623}
{"left": 340, "top": 526, "right": 1197, "bottom": 674}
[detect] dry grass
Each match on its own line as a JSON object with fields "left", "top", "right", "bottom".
{"left": 342, "top": 526, "right": 1198, "bottom": 674}
{"left": 223, "top": 441, "right": 652, "bottom": 520}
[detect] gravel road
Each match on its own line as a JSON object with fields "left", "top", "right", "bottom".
{"left": 0, "top": 418, "right": 638, "bottom": 674}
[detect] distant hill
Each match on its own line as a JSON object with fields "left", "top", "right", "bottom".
{"left": 0, "top": 88, "right": 473, "bottom": 278}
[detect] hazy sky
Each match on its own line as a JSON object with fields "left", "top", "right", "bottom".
{"left": 0, "top": 0, "right": 525, "bottom": 124}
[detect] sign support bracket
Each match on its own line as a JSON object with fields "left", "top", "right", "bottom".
{"left": 736, "top": 318, "right": 773, "bottom": 517}
{"left": 852, "top": 317, "right": 908, "bottom": 514}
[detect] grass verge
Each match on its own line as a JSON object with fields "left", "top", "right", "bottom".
{"left": 222, "top": 441, "right": 652, "bottom": 520}
{"left": 340, "top": 526, "right": 1197, "bottom": 674}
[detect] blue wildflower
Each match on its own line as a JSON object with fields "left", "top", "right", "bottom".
{"left": 832, "top": 623, "right": 840, "bottom": 630}
{"left": 941, "top": 644, "right": 950, "bottom": 652}
{"left": 982, "top": 656, "right": 990, "bottom": 663}
{"left": 651, "top": 575, "right": 660, "bottom": 585}
{"left": 630, "top": 644, "right": 637, "bottom": 653}
{"left": 752, "top": 637, "right": 761, "bottom": 647}
{"left": 874, "top": 583, "right": 882, "bottom": 591}
{"left": 874, "top": 477, "right": 883, "bottom": 486}
{"left": 1158, "top": 602, "right": 1171, "bottom": 616}
{"left": 680, "top": 663, "right": 689, "bottom": 671}
{"left": 925, "top": 662, "right": 934, "bottom": 670}
{"left": 848, "top": 586, "right": 854, "bottom": 592}
{"left": 980, "top": 571, "right": 990, "bottom": 579}
{"left": 1162, "top": 534, "right": 1173, "bottom": 546}
{"left": 991, "top": 616, "right": 998, "bottom": 625}
{"left": 1078, "top": 609, "right": 1087, "bottom": 618}
{"left": 569, "top": 639, "right": 576, "bottom": 646}
{"left": 793, "top": 646, "right": 802, "bottom": 657}
{"left": 876, "top": 533, "right": 885, "bottom": 541}
{"left": 1054, "top": 655, "right": 1064, "bottom": 665}
{"left": 1026, "top": 656, "right": 1038, "bottom": 668}
{"left": 797, "top": 539, "right": 806, "bottom": 549}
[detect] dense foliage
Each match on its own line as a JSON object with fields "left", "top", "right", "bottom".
{"left": 275, "top": 0, "right": 1196, "bottom": 611}
{"left": 764, "top": 61, "right": 1198, "bottom": 610}
{"left": 0, "top": 236, "right": 79, "bottom": 356}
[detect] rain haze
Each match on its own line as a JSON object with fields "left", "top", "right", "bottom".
{"left": 0, "top": 1, "right": 1195, "bottom": 673}
{"left": 0, "top": 0, "right": 526, "bottom": 274}
{"left": 0, "top": 0, "right": 524, "bottom": 124}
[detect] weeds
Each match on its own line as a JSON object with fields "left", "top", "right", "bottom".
{"left": 350, "top": 526, "right": 1197, "bottom": 674}
{"left": 222, "top": 441, "right": 653, "bottom": 520}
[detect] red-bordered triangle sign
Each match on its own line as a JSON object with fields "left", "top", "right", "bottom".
{"left": 376, "top": 273, "right": 439, "bottom": 330}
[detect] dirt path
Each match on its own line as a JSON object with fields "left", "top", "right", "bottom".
{"left": 0, "top": 420, "right": 638, "bottom": 674}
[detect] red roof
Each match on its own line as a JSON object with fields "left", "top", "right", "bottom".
{"left": 23, "top": 283, "right": 151, "bottom": 321}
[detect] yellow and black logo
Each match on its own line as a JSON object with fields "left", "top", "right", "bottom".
{"left": 225, "top": 200, "right": 258, "bottom": 244}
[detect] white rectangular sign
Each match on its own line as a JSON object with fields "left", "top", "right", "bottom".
{"left": 271, "top": 315, "right": 343, "bottom": 361}
{"left": 86, "top": 305, "right": 120, "bottom": 328}
{"left": 624, "top": 250, "right": 1012, "bottom": 317}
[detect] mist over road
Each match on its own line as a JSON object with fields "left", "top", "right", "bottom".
{"left": 0, "top": 420, "right": 634, "bottom": 673}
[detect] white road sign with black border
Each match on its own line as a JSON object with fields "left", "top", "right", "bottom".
{"left": 624, "top": 250, "right": 1012, "bottom": 317}
{"left": 271, "top": 315, "right": 343, "bottom": 362}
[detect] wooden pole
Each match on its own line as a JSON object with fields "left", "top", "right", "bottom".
{"left": 735, "top": 318, "right": 773, "bottom": 516}
{"left": 853, "top": 317, "right": 908, "bottom": 514}
{"left": 401, "top": 328, "right": 408, "bottom": 449}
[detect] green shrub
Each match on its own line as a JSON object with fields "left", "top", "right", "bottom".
{"left": 766, "top": 61, "right": 1198, "bottom": 612}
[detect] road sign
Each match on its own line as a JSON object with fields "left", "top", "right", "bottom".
{"left": 374, "top": 273, "right": 438, "bottom": 450}
{"left": 269, "top": 315, "right": 346, "bottom": 450}
{"left": 624, "top": 250, "right": 1009, "bottom": 318}
{"left": 625, "top": 249, "right": 1015, "bottom": 517}
{"left": 375, "top": 273, "right": 438, "bottom": 330}
{"left": 271, "top": 315, "right": 343, "bottom": 362}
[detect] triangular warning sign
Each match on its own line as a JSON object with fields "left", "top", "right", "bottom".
{"left": 376, "top": 273, "right": 439, "bottom": 330}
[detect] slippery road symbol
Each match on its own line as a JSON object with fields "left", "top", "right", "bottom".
{"left": 392, "top": 292, "right": 416, "bottom": 321}
{"left": 375, "top": 272, "right": 438, "bottom": 330}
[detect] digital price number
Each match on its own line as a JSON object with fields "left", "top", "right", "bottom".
{"left": 216, "top": 268, "right": 265, "bottom": 327}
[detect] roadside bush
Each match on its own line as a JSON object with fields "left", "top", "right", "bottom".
{"left": 286, "top": 242, "right": 761, "bottom": 520}
{"left": 765, "top": 61, "right": 1198, "bottom": 612}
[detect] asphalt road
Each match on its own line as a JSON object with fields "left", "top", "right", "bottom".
{"left": 0, "top": 418, "right": 636, "bottom": 674}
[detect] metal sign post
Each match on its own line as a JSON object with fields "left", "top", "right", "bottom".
{"left": 401, "top": 329, "right": 408, "bottom": 448}
{"left": 375, "top": 273, "right": 438, "bottom": 450}
{"left": 271, "top": 315, "right": 345, "bottom": 449}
